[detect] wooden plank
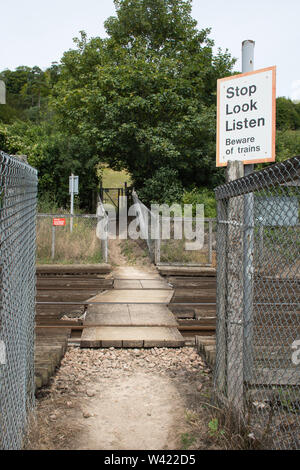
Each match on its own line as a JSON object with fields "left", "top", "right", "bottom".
{"left": 37, "top": 279, "right": 113, "bottom": 289}
{"left": 168, "top": 277, "right": 216, "bottom": 288}
{"left": 157, "top": 266, "right": 216, "bottom": 277}
{"left": 36, "top": 264, "right": 112, "bottom": 275}
{"left": 36, "top": 292, "right": 99, "bottom": 302}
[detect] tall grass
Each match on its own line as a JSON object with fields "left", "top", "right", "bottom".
{"left": 101, "top": 167, "right": 131, "bottom": 188}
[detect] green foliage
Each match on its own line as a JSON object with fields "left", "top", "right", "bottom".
{"left": 208, "top": 418, "right": 225, "bottom": 438}
{"left": 182, "top": 187, "right": 216, "bottom": 217}
{"left": 276, "top": 129, "right": 300, "bottom": 162}
{"left": 2, "top": 5, "right": 300, "bottom": 212}
{"left": 137, "top": 167, "right": 183, "bottom": 205}
{"left": 276, "top": 97, "right": 300, "bottom": 130}
{"left": 52, "top": 0, "right": 236, "bottom": 193}
{"left": 0, "top": 65, "right": 54, "bottom": 123}
{"left": 0, "top": 121, "right": 99, "bottom": 211}
{"left": 180, "top": 432, "right": 196, "bottom": 449}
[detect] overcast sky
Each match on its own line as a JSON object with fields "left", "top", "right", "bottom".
{"left": 1, "top": 0, "right": 299, "bottom": 99}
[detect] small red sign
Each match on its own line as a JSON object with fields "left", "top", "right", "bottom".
{"left": 53, "top": 218, "right": 66, "bottom": 226}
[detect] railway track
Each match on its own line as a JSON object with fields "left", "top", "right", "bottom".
{"left": 34, "top": 264, "right": 217, "bottom": 390}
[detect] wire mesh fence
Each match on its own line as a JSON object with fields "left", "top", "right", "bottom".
{"left": 214, "top": 156, "right": 300, "bottom": 449}
{"left": 37, "top": 213, "right": 107, "bottom": 264}
{"left": 159, "top": 218, "right": 216, "bottom": 266}
{"left": 0, "top": 151, "right": 38, "bottom": 449}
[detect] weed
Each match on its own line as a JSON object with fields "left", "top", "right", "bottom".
{"left": 208, "top": 418, "right": 225, "bottom": 438}
{"left": 180, "top": 432, "right": 196, "bottom": 450}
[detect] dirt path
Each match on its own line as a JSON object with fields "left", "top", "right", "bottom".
{"left": 78, "top": 371, "right": 185, "bottom": 450}
{"left": 108, "top": 235, "right": 154, "bottom": 268}
{"left": 107, "top": 237, "right": 128, "bottom": 266}
{"left": 25, "top": 346, "right": 216, "bottom": 450}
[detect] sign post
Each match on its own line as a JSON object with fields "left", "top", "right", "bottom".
{"left": 241, "top": 41, "right": 255, "bottom": 384}
{"left": 216, "top": 41, "right": 276, "bottom": 409}
{"left": 51, "top": 218, "right": 66, "bottom": 259}
{"left": 0, "top": 80, "right": 6, "bottom": 105}
{"left": 69, "top": 175, "right": 79, "bottom": 233}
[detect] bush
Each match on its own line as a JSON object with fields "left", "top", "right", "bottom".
{"left": 182, "top": 187, "right": 216, "bottom": 217}
{"left": 276, "top": 130, "right": 300, "bottom": 162}
{"left": 137, "top": 167, "right": 184, "bottom": 206}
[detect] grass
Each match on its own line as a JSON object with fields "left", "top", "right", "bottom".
{"left": 160, "top": 239, "right": 211, "bottom": 264}
{"left": 36, "top": 216, "right": 103, "bottom": 264}
{"left": 159, "top": 220, "right": 216, "bottom": 265}
{"left": 101, "top": 167, "right": 132, "bottom": 188}
{"left": 119, "top": 238, "right": 150, "bottom": 265}
{"left": 180, "top": 432, "right": 196, "bottom": 450}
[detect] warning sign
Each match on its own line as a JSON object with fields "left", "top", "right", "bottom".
{"left": 52, "top": 218, "right": 66, "bottom": 226}
{"left": 217, "top": 66, "right": 276, "bottom": 167}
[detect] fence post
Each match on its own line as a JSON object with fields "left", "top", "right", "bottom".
{"left": 258, "top": 225, "right": 264, "bottom": 266}
{"left": 214, "top": 200, "right": 227, "bottom": 394}
{"left": 243, "top": 192, "right": 254, "bottom": 382}
{"left": 102, "top": 226, "right": 108, "bottom": 263}
{"left": 154, "top": 215, "right": 161, "bottom": 265}
{"left": 51, "top": 225, "right": 55, "bottom": 260}
{"left": 226, "top": 161, "right": 244, "bottom": 413}
{"left": 208, "top": 219, "right": 213, "bottom": 265}
{"left": 242, "top": 39, "right": 255, "bottom": 384}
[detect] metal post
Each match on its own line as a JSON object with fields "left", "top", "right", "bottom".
{"left": 242, "top": 40, "right": 255, "bottom": 382}
{"left": 154, "top": 215, "right": 161, "bottom": 265}
{"left": 258, "top": 225, "right": 264, "bottom": 268}
{"left": 214, "top": 199, "right": 228, "bottom": 394}
{"left": 51, "top": 225, "right": 55, "bottom": 260}
{"left": 70, "top": 174, "right": 74, "bottom": 233}
{"left": 102, "top": 222, "right": 108, "bottom": 263}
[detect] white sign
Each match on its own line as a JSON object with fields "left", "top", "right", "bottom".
{"left": 217, "top": 66, "right": 276, "bottom": 167}
{"left": 69, "top": 175, "right": 79, "bottom": 194}
{"left": 0, "top": 80, "right": 6, "bottom": 104}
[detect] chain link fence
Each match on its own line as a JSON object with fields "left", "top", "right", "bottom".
{"left": 214, "top": 156, "right": 300, "bottom": 449}
{"left": 0, "top": 151, "right": 38, "bottom": 449}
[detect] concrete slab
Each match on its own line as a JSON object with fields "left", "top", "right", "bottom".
{"left": 128, "top": 304, "right": 178, "bottom": 326}
{"left": 113, "top": 266, "right": 160, "bottom": 280}
{"left": 140, "top": 279, "right": 171, "bottom": 289}
{"left": 80, "top": 326, "right": 185, "bottom": 348}
{"left": 114, "top": 280, "right": 143, "bottom": 289}
{"left": 90, "top": 289, "right": 173, "bottom": 304}
{"left": 81, "top": 266, "right": 184, "bottom": 348}
{"left": 84, "top": 304, "right": 177, "bottom": 326}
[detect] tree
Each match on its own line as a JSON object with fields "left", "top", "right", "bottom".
{"left": 0, "top": 121, "right": 99, "bottom": 211}
{"left": 52, "top": 0, "right": 235, "bottom": 195}
{"left": 276, "top": 97, "right": 300, "bottom": 130}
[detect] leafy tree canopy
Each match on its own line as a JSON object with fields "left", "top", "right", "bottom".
{"left": 52, "top": 0, "right": 236, "bottom": 192}
{"left": 276, "top": 97, "right": 300, "bottom": 130}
